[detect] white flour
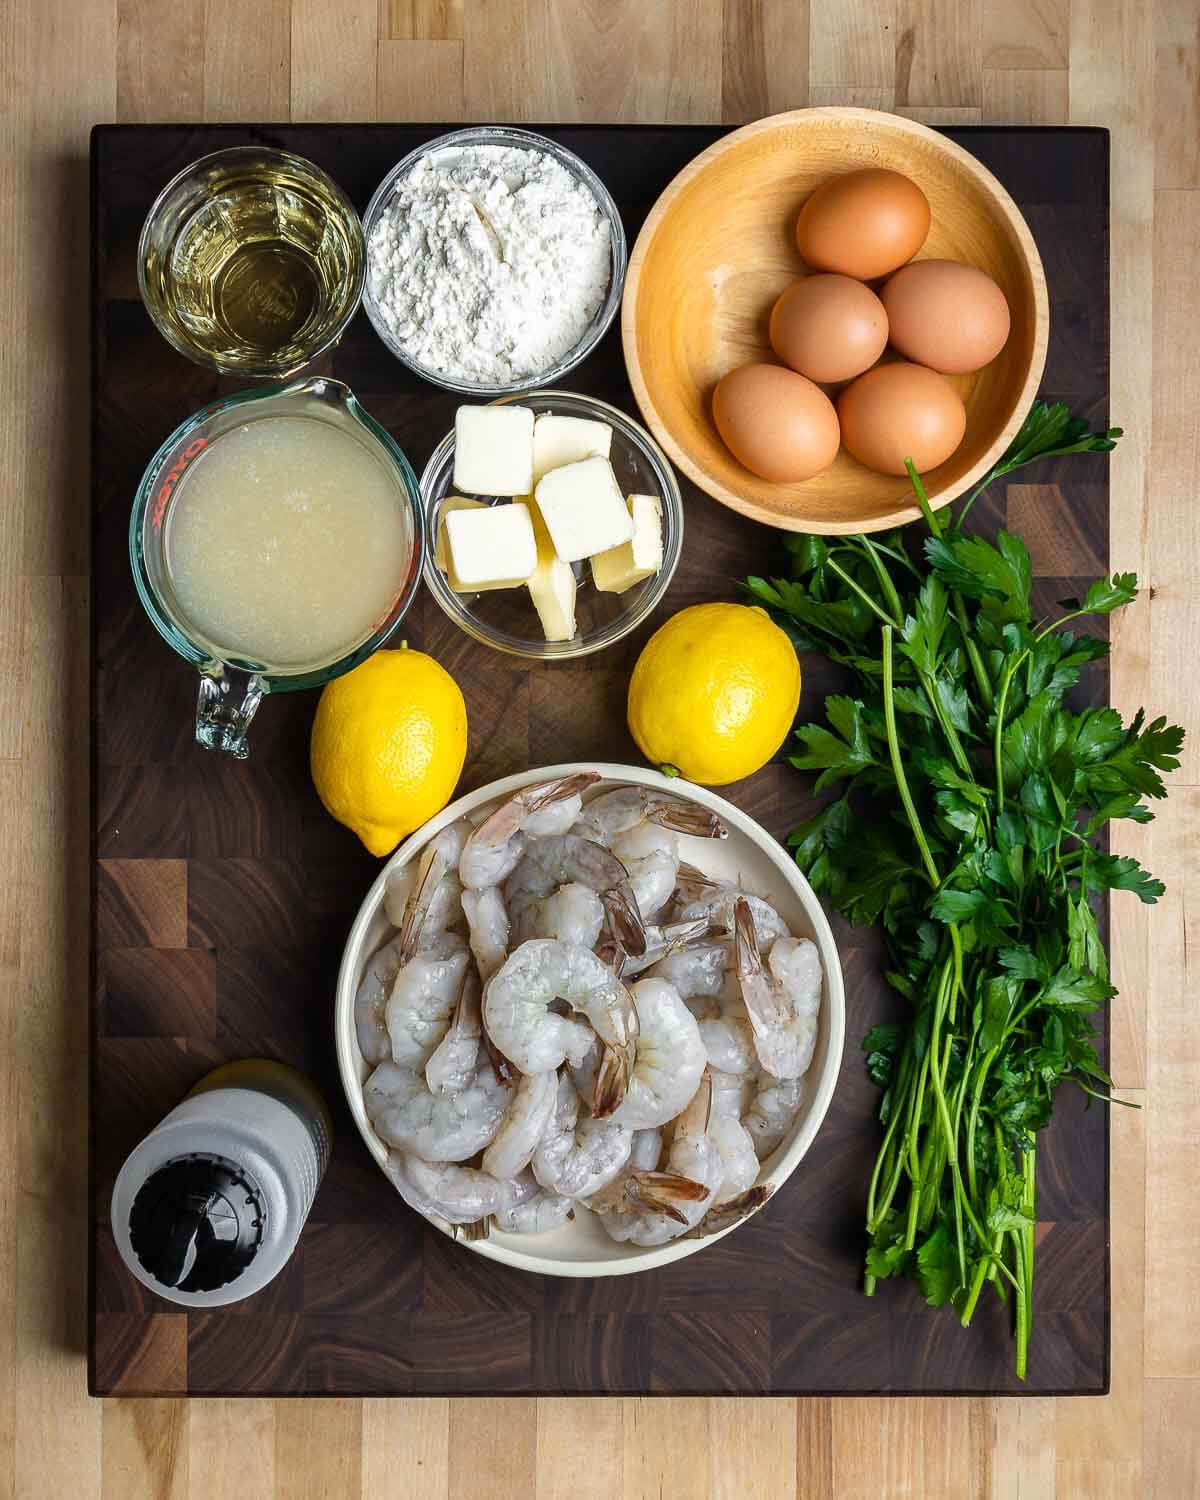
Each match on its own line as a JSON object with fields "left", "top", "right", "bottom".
{"left": 367, "top": 143, "right": 612, "bottom": 385}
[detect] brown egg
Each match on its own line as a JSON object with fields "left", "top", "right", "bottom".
{"left": 795, "top": 169, "right": 931, "bottom": 282}
{"left": 881, "top": 260, "right": 1011, "bottom": 373}
{"left": 712, "top": 363, "right": 841, "bottom": 483}
{"left": 769, "top": 274, "right": 889, "bottom": 384}
{"left": 836, "top": 361, "right": 966, "bottom": 476}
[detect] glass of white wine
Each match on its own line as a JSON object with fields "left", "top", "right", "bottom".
{"left": 138, "top": 146, "right": 364, "bottom": 378}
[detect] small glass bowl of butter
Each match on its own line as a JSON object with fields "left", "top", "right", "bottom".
{"left": 420, "top": 391, "right": 683, "bottom": 660}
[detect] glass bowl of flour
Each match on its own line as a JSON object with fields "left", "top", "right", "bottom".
{"left": 362, "top": 128, "right": 628, "bottom": 396}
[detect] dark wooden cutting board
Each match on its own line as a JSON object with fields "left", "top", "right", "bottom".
{"left": 90, "top": 123, "right": 1111, "bottom": 1396}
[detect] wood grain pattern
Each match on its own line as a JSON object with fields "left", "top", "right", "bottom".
{"left": 1, "top": 0, "right": 1196, "bottom": 1495}
{"left": 90, "top": 123, "right": 1110, "bottom": 1402}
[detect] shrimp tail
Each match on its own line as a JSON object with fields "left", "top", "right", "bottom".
{"left": 472, "top": 771, "right": 602, "bottom": 850}
{"left": 481, "top": 1019, "right": 518, "bottom": 1088}
{"left": 591, "top": 1039, "right": 635, "bottom": 1118}
{"left": 626, "top": 1169, "right": 712, "bottom": 1223}
{"left": 603, "top": 882, "right": 648, "bottom": 957}
{"left": 682, "top": 1183, "right": 774, "bottom": 1240}
{"left": 647, "top": 802, "right": 729, "bottom": 840}
{"left": 397, "top": 845, "right": 452, "bottom": 962}
{"left": 734, "top": 896, "right": 786, "bottom": 1032}
{"left": 456, "top": 1217, "right": 491, "bottom": 1242}
{"left": 673, "top": 862, "right": 724, "bottom": 906}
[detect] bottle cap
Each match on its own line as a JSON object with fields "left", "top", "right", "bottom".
{"left": 127, "top": 1153, "right": 266, "bottom": 1294}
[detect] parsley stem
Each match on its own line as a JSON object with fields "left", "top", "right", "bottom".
{"left": 859, "top": 536, "right": 907, "bottom": 624}
{"left": 866, "top": 1047, "right": 914, "bottom": 1229}
{"left": 905, "top": 459, "right": 996, "bottom": 711}
{"left": 883, "top": 625, "right": 941, "bottom": 887}
{"left": 1011, "top": 1229, "right": 1030, "bottom": 1380}
{"left": 826, "top": 558, "right": 901, "bottom": 628}
{"left": 927, "top": 969, "right": 967, "bottom": 1284}
{"left": 918, "top": 667, "right": 975, "bottom": 783}
{"left": 965, "top": 1044, "right": 1000, "bottom": 1203}
{"left": 954, "top": 463, "right": 1009, "bottom": 528}
{"left": 992, "top": 649, "right": 1030, "bottom": 812}
{"left": 907, "top": 459, "right": 944, "bottom": 538}
{"left": 1022, "top": 1146, "right": 1036, "bottom": 1313}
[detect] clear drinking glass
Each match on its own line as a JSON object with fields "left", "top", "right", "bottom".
{"left": 138, "top": 147, "right": 365, "bottom": 378}
{"left": 129, "top": 377, "right": 425, "bottom": 759}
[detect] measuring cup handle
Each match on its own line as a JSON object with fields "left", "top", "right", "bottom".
{"left": 195, "top": 667, "right": 265, "bottom": 759}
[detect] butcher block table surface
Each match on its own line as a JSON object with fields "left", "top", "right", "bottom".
{"left": 90, "top": 123, "right": 1112, "bottom": 1398}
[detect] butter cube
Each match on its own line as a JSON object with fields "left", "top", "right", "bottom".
{"left": 526, "top": 503, "right": 578, "bottom": 642}
{"left": 444, "top": 502, "right": 537, "bottom": 591}
{"left": 532, "top": 413, "right": 612, "bottom": 483}
{"left": 533, "top": 456, "right": 634, "bottom": 564}
{"left": 591, "top": 493, "right": 664, "bottom": 594}
{"left": 435, "top": 497, "right": 487, "bottom": 588}
{"left": 453, "top": 405, "right": 534, "bottom": 496}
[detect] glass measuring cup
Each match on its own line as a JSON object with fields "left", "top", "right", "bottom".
{"left": 130, "top": 377, "right": 425, "bottom": 759}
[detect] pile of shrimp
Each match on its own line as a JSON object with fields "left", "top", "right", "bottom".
{"left": 355, "top": 773, "right": 823, "bottom": 1248}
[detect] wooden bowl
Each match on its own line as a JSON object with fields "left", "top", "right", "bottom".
{"left": 621, "top": 108, "right": 1049, "bottom": 534}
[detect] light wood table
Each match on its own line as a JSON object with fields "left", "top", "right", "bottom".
{"left": 2, "top": 1, "right": 1195, "bottom": 1494}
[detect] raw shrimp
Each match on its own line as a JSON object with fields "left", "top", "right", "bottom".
{"left": 482, "top": 1067, "right": 558, "bottom": 1180}
{"left": 678, "top": 1184, "right": 774, "bottom": 1241}
{"left": 609, "top": 978, "right": 707, "bottom": 1130}
{"left": 733, "top": 898, "right": 821, "bottom": 1079}
{"left": 596, "top": 915, "right": 711, "bottom": 977}
{"left": 679, "top": 888, "right": 791, "bottom": 949}
{"left": 364, "top": 1058, "right": 507, "bottom": 1162}
{"left": 461, "top": 885, "right": 509, "bottom": 985}
{"left": 385, "top": 1150, "right": 510, "bottom": 1226}
{"left": 610, "top": 821, "right": 680, "bottom": 922}
{"left": 743, "top": 1072, "right": 805, "bottom": 1160}
{"left": 354, "top": 933, "right": 404, "bottom": 1065}
{"left": 707, "top": 1082, "right": 760, "bottom": 1206}
{"left": 576, "top": 788, "right": 726, "bottom": 923}
{"left": 630, "top": 1127, "right": 663, "bottom": 1171}
{"left": 671, "top": 862, "right": 726, "bottom": 910}
{"left": 505, "top": 834, "right": 646, "bottom": 955}
{"left": 572, "top": 786, "right": 727, "bottom": 845}
{"left": 648, "top": 941, "right": 728, "bottom": 1000}
{"left": 698, "top": 1011, "right": 758, "bottom": 1076}
{"left": 389, "top": 819, "right": 472, "bottom": 961}
{"left": 567, "top": 1029, "right": 637, "bottom": 1117}
{"left": 532, "top": 1072, "right": 633, "bottom": 1198}
{"left": 484, "top": 939, "right": 638, "bottom": 1075}
{"left": 528, "top": 882, "right": 605, "bottom": 948}
{"left": 595, "top": 1073, "right": 723, "bottom": 1246}
{"left": 492, "top": 1170, "right": 574, "bottom": 1235}
{"left": 424, "top": 972, "right": 482, "bottom": 1095}
{"left": 386, "top": 944, "right": 470, "bottom": 1069}
{"left": 459, "top": 772, "right": 599, "bottom": 891}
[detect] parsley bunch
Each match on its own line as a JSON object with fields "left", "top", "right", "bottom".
{"left": 746, "top": 404, "right": 1182, "bottom": 1378}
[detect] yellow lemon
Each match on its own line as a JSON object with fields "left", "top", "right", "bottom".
{"left": 310, "top": 646, "right": 468, "bottom": 857}
{"left": 627, "top": 603, "right": 800, "bottom": 785}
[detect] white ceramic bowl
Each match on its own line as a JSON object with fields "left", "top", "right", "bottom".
{"left": 335, "top": 764, "right": 846, "bottom": 1277}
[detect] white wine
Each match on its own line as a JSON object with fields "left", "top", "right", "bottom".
{"left": 140, "top": 149, "right": 362, "bottom": 376}
{"left": 165, "top": 415, "right": 412, "bottom": 670}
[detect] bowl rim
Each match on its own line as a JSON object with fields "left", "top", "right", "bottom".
{"left": 418, "top": 390, "right": 685, "bottom": 661}
{"left": 620, "top": 106, "right": 1050, "bottom": 535}
{"left": 360, "top": 126, "right": 629, "bottom": 396}
{"left": 334, "top": 761, "right": 847, "bottom": 1278}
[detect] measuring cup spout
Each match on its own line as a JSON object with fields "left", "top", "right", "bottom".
{"left": 196, "top": 665, "right": 265, "bottom": 759}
